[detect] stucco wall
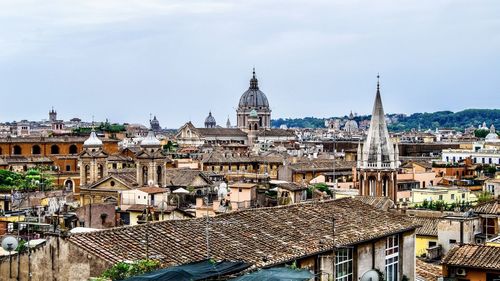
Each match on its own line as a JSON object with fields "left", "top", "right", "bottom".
{"left": 356, "top": 231, "right": 416, "bottom": 281}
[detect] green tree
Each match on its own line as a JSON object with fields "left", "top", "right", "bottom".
{"left": 477, "top": 191, "right": 494, "bottom": 204}
{"left": 312, "top": 183, "right": 332, "bottom": 196}
{"left": 101, "top": 260, "right": 160, "bottom": 281}
{"left": 475, "top": 129, "right": 489, "bottom": 138}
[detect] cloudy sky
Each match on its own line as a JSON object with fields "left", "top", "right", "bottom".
{"left": 0, "top": 0, "right": 499, "bottom": 128}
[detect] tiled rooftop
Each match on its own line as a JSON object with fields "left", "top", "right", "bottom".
{"left": 416, "top": 259, "right": 441, "bottom": 281}
{"left": 472, "top": 199, "right": 499, "bottom": 215}
{"left": 68, "top": 197, "right": 418, "bottom": 269}
{"left": 441, "top": 244, "right": 500, "bottom": 270}
{"left": 411, "top": 216, "right": 440, "bottom": 237}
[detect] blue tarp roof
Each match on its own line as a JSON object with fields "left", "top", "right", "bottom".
{"left": 123, "top": 259, "right": 250, "bottom": 281}
{"left": 230, "top": 267, "right": 314, "bottom": 281}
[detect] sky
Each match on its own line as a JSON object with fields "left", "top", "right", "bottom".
{"left": 0, "top": 0, "right": 499, "bottom": 128}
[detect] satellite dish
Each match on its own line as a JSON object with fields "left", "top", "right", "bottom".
{"left": 1, "top": 236, "right": 18, "bottom": 252}
{"left": 360, "top": 270, "right": 380, "bottom": 281}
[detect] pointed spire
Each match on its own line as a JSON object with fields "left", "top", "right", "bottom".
{"left": 377, "top": 73, "right": 380, "bottom": 92}
{"left": 360, "top": 74, "right": 397, "bottom": 168}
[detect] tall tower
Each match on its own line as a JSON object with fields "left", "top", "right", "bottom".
{"left": 357, "top": 75, "right": 399, "bottom": 201}
{"left": 136, "top": 128, "right": 170, "bottom": 187}
{"left": 236, "top": 68, "right": 271, "bottom": 131}
{"left": 49, "top": 107, "right": 57, "bottom": 122}
{"left": 79, "top": 128, "right": 108, "bottom": 186}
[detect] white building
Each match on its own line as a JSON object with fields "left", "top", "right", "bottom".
{"left": 121, "top": 187, "right": 169, "bottom": 206}
{"left": 442, "top": 142, "right": 500, "bottom": 165}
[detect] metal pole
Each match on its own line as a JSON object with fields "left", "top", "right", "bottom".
{"left": 9, "top": 251, "right": 12, "bottom": 278}
{"left": 17, "top": 201, "right": 21, "bottom": 281}
{"left": 205, "top": 195, "right": 210, "bottom": 259}
{"left": 145, "top": 205, "right": 149, "bottom": 260}
{"left": 27, "top": 191, "right": 32, "bottom": 281}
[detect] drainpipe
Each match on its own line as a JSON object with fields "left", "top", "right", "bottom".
{"left": 371, "top": 241, "right": 375, "bottom": 269}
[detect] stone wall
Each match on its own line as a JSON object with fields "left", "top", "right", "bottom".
{"left": 0, "top": 236, "right": 111, "bottom": 281}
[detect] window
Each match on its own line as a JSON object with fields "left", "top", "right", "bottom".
{"left": 385, "top": 235, "right": 399, "bottom": 281}
{"left": 32, "top": 145, "right": 41, "bottom": 155}
{"left": 335, "top": 248, "right": 353, "bottom": 281}
{"left": 461, "top": 193, "right": 465, "bottom": 199}
{"left": 50, "top": 145, "right": 60, "bottom": 154}
{"left": 439, "top": 195, "right": 443, "bottom": 200}
{"left": 483, "top": 218, "right": 496, "bottom": 238}
{"left": 13, "top": 145, "right": 22, "bottom": 155}
{"left": 449, "top": 239, "right": 457, "bottom": 244}
{"left": 428, "top": 241, "right": 437, "bottom": 248}
{"left": 69, "top": 144, "right": 78, "bottom": 154}
{"left": 65, "top": 165, "right": 71, "bottom": 172}
{"left": 451, "top": 194, "right": 455, "bottom": 200}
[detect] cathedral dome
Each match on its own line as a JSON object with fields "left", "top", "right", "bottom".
{"left": 84, "top": 129, "right": 103, "bottom": 147}
{"left": 485, "top": 124, "right": 499, "bottom": 142}
{"left": 150, "top": 116, "right": 161, "bottom": 131}
{"left": 141, "top": 130, "right": 161, "bottom": 147}
{"left": 238, "top": 69, "right": 269, "bottom": 109}
{"left": 205, "top": 111, "right": 216, "bottom": 128}
{"left": 343, "top": 111, "right": 358, "bottom": 133}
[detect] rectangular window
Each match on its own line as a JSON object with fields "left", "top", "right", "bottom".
{"left": 449, "top": 239, "right": 457, "bottom": 244}
{"left": 335, "top": 248, "right": 353, "bottom": 281}
{"left": 385, "top": 235, "right": 399, "bottom": 281}
{"left": 451, "top": 194, "right": 455, "bottom": 200}
{"left": 439, "top": 195, "right": 443, "bottom": 200}
{"left": 428, "top": 241, "right": 437, "bottom": 248}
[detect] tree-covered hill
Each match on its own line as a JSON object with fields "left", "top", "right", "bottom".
{"left": 271, "top": 109, "right": 500, "bottom": 131}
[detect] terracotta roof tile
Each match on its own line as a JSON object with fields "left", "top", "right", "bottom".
{"left": 472, "top": 200, "right": 500, "bottom": 215}
{"left": 411, "top": 217, "right": 440, "bottom": 237}
{"left": 416, "top": 259, "right": 442, "bottom": 281}
{"left": 441, "top": 244, "right": 500, "bottom": 270}
{"left": 68, "top": 198, "right": 418, "bottom": 269}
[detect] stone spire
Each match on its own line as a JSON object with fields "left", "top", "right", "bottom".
{"left": 226, "top": 116, "right": 231, "bottom": 128}
{"left": 360, "top": 75, "right": 397, "bottom": 169}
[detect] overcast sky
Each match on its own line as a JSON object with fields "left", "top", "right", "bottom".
{"left": 0, "top": 0, "right": 499, "bottom": 128}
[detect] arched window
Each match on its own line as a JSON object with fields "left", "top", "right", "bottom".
{"left": 32, "top": 145, "right": 41, "bottom": 155}
{"left": 64, "top": 179, "right": 73, "bottom": 191}
{"left": 382, "top": 176, "right": 389, "bottom": 197}
{"left": 50, "top": 145, "right": 60, "bottom": 154}
{"left": 97, "top": 164, "right": 104, "bottom": 180}
{"left": 142, "top": 166, "right": 148, "bottom": 186}
{"left": 368, "top": 176, "right": 377, "bottom": 197}
{"left": 254, "top": 123, "right": 258, "bottom": 131}
{"left": 157, "top": 165, "right": 162, "bottom": 186}
{"left": 13, "top": 145, "right": 22, "bottom": 155}
{"left": 85, "top": 165, "right": 90, "bottom": 185}
{"left": 69, "top": 144, "right": 78, "bottom": 154}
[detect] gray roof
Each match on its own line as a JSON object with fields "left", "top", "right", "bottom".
{"left": 238, "top": 70, "right": 270, "bottom": 109}
{"left": 205, "top": 112, "right": 216, "bottom": 124}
